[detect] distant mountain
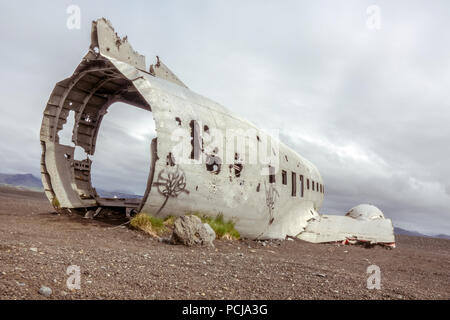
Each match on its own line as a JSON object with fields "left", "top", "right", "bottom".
{"left": 95, "top": 188, "right": 142, "bottom": 199}
{"left": 395, "top": 227, "right": 450, "bottom": 240}
{"left": 434, "top": 234, "right": 450, "bottom": 240}
{"left": 0, "top": 173, "right": 43, "bottom": 189}
{"left": 394, "top": 227, "right": 427, "bottom": 237}
{"left": 0, "top": 173, "right": 141, "bottom": 199}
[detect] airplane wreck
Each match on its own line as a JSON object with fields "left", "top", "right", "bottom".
{"left": 40, "top": 18, "right": 395, "bottom": 245}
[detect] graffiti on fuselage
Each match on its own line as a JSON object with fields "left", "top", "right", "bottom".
{"left": 264, "top": 181, "right": 279, "bottom": 225}
{"left": 153, "top": 164, "right": 189, "bottom": 215}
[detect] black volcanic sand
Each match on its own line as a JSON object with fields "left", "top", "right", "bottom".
{"left": 0, "top": 186, "right": 449, "bottom": 299}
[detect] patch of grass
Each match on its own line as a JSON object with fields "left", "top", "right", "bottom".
{"left": 130, "top": 212, "right": 239, "bottom": 240}
{"left": 51, "top": 197, "right": 60, "bottom": 209}
{"left": 163, "top": 215, "right": 176, "bottom": 227}
{"left": 194, "top": 213, "right": 240, "bottom": 240}
{"left": 130, "top": 212, "right": 166, "bottom": 236}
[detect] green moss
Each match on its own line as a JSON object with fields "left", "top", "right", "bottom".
{"left": 193, "top": 213, "right": 240, "bottom": 240}
{"left": 130, "top": 212, "right": 166, "bottom": 235}
{"left": 51, "top": 197, "right": 60, "bottom": 209}
{"left": 163, "top": 215, "right": 176, "bottom": 226}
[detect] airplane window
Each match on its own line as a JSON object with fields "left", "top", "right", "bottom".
{"left": 269, "top": 165, "right": 276, "bottom": 184}
{"left": 299, "top": 175, "right": 304, "bottom": 197}
{"left": 291, "top": 172, "right": 296, "bottom": 196}
{"left": 282, "top": 170, "right": 287, "bottom": 185}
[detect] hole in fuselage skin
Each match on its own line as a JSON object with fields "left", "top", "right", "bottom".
{"left": 58, "top": 110, "right": 76, "bottom": 146}
{"left": 90, "top": 102, "right": 155, "bottom": 201}
{"left": 74, "top": 146, "right": 88, "bottom": 160}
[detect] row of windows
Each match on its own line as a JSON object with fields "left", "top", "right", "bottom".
{"left": 272, "top": 168, "right": 324, "bottom": 197}
{"left": 185, "top": 121, "right": 323, "bottom": 197}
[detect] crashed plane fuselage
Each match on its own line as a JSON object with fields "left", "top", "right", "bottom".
{"left": 40, "top": 18, "right": 394, "bottom": 244}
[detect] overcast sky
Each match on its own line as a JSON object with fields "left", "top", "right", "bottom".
{"left": 0, "top": 0, "right": 449, "bottom": 235}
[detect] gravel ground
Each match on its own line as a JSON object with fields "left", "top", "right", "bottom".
{"left": 0, "top": 186, "right": 449, "bottom": 300}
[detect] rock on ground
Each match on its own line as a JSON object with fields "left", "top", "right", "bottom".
{"left": 171, "top": 215, "right": 215, "bottom": 246}
{"left": 38, "top": 286, "right": 52, "bottom": 297}
{"left": 203, "top": 223, "right": 216, "bottom": 241}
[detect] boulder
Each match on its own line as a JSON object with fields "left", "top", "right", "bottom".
{"left": 203, "top": 223, "right": 216, "bottom": 241}
{"left": 171, "top": 215, "right": 216, "bottom": 246}
{"left": 38, "top": 286, "right": 52, "bottom": 297}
